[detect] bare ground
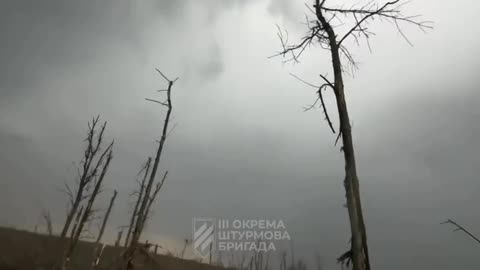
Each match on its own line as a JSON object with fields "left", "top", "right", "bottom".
{"left": 0, "top": 227, "right": 227, "bottom": 270}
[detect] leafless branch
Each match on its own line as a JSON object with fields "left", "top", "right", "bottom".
{"left": 442, "top": 219, "right": 480, "bottom": 245}
{"left": 290, "top": 73, "right": 320, "bottom": 88}
{"left": 148, "top": 171, "right": 168, "bottom": 210}
{"left": 270, "top": 24, "right": 325, "bottom": 63}
{"left": 60, "top": 182, "right": 75, "bottom": 207}
{"left": 165, "top": 123, "right": 178, "bottom": 139}
{"left": 60, "top": 117, "right": 112, "bottom": 241}
{"left": 155, "top": 68, "right": 179, "bottom": 83}
{"left": 322, "top": 1, "right": 433, "bottom": 47}
{"left": 275, "top": 0, "right": 432, "bottom": 67}
{"left": 317, "top": 85, "right": 336, "bottom": 134}
{"left": 290, "top": 73, "right": 336, "bottom": 134}
{"left": 145, "top": 98, "right": 169, "bottom": 107}
{"left": 303, "top": 97, "right": 321, "bottom": 112}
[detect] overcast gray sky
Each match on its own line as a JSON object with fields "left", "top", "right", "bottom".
{"left": 1, "top": 0, "right": 479, "bottom": 269}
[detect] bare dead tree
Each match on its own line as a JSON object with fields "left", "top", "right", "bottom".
{"left": 62, "top": 142, "right": 114, "bottom": 270}
{"left": 91, "top": 190, "right": 118, "bottom": 269}
{"left": 272, "top": 1, "right": 432, "bottom": 270}
{"left": 60, "top": 116, "right": 110, "bottom": 240}
{"left": 124, "top": 158, "right": 152, "bottom": 247}
{"left": 122, "top": 69, "right": 177, "bottom": 269}
{"left": 70, "top": 144, "right": 113, "bottom": 247}
{"left": 442, "top": 219, "right": 480, "bottom": 245}
{"left": 41, "top": 210, "right": 53, "bottom": 236}
{"left": 180, "top": 239, "right": 190, "bottom": 259}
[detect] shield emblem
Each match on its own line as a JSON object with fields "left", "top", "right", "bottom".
{"left": 192, "top": 218, "right": 216, "bottom": 258}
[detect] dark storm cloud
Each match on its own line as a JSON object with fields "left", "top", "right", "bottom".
{"left": 0, "top": 0, "right": 234, "bottom": 104}
{"left": 0, "top": 0, "right": 142, "bottom": 103}
{"left": 0, "top": 0, "right": 300, "bottom": 103}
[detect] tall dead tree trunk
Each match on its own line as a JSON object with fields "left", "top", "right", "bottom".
{"left": 125, "top": 158, "right": 151, "bottom": 247}
{"left": 314, "top": 5, "right": 368, "bottom": 268}
{"left": 122, "top": 69, "right": 177, "bottom": 269}
{"left": 273, "top": 1, "right": 431, "bottom": 269}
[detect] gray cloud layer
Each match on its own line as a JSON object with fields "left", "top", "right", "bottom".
{"left": 1, "top": 0, "right": 479, "bottom": 269}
